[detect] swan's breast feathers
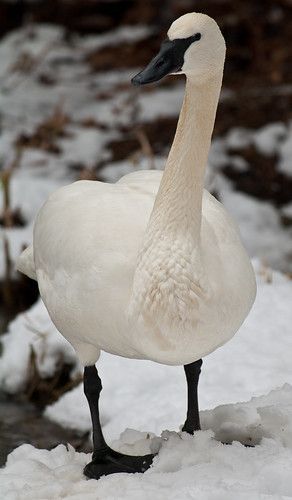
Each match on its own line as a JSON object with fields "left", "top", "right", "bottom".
{"left": 128, "top": 238, "right": 210, "bottom": 334}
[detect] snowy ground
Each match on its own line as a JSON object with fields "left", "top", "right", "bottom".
{"left": 1, "top": 384, "right": 292, "bottom": 500}
{"left": 1, "top": 261, "right": 292, "bottom": 498}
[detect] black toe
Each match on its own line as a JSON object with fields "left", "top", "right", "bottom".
{"left": 84, "top": 448, "right": 155, "bottom": 480}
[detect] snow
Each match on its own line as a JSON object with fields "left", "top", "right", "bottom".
{"left": 6, "top": 167, "right": 61, "bottom": 222}
{"left": 219, "top": 188, "right": 292, "bottom": 271}
{"left": 139, "top": 86, "right": 183, "bottom": 121}
{"left": 225, "top": 127, "right": 254, "bottom": 150}
{"left": 0, "top": 25, "right": 63, "bottom": 79}
{"left": 279, "top": 122, "right": 292, "bottom": 176}
{"left": 253, "top": 122, "right": 286, "bottom": 156}
{"left": 2, "top": 385, "right": 292, "bottom": 499}
{"left": 78, "top": 25, "right": 152, "bottom": 51}
{"left": 221, "top": 120, "right": 292, "bottom": 185}
{"left": 281, "top": 201, "right": 292, "bottom": 219}
{"left": 224, "top": 122, "right": 289, "bottom": 162}
{"left": 58, "top": 126, "right": 112, "bottom": 167}
{"left": 0, "top": 299, "right": 78, "bottom": 393}
{"left": 208, "top": 135, "right": 292, "bottom": 272}
{"left": 0, "top": 166, "right": 65, "bottom": 277}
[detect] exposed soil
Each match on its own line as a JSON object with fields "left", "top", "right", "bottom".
{"left": 0, "top": 274, "right": 39, "bottom": 334}
{"left": 223, "top": 146, "right": 292, "bottom": 208}
{"left": 0, "top": 392, "right": 90, "bottom": 467}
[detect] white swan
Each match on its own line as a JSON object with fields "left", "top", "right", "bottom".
{"left": 18, "top": 13, "right": 256, "bottom": 479}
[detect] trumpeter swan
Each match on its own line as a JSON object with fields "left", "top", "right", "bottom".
{"left": 17, "top": 13, "right": 256, "bottom": 479}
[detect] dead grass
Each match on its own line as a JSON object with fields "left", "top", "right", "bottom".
{"left": 15, "top": 103, "right": 71, "bottom": 154}
{"left": 24, "top": 346, "right": 82, "bottom": 407}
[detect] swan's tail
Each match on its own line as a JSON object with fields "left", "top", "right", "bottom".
{"left": 16, "top": 245, "right": 37, "bottom": 281}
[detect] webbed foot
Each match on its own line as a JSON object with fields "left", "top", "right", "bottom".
{"left": 84, "top": 447, "right": 155, "bottom": 480}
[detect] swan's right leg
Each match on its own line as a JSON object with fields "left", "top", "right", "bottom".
{"left": 182, "top": 359, "right": 202, "bottom": 434}
{"left": 83, "top": 365, "right": 155, "bottom": 480}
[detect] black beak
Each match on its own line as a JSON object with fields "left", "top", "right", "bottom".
{"left": 131, "top": 33, "right": 201, "bottom": 86}
{"left": 131, "top": 40, "right": 181, "bottom": 86}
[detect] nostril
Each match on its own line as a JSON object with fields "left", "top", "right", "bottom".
{"left": 131, "top": 74, "right": 141, "bottom": 86}
{"left": 156, "top": 59, "right": 165, "bottom": 68}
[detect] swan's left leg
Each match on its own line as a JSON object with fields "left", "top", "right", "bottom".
{"left": 83, "top": 365, "right": 155, "bottom": 480}
{"left": 182, "top": 359, "right": 203, "bottom": 434}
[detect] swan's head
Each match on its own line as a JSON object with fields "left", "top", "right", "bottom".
{"left": 132, "top": 13, "right": 226, "bottom": 85}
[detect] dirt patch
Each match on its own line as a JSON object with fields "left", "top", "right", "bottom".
{"left": 0, "top": 392, "right": 90, "bottom": 466}
{"left": 15, "top": 105, "right": 71, "bottom": 154}
{"left": 107, "top": 116, "right": 176, "bottom": 161}
{"left": 223, "top": 146, "right": 292, "bottom": 207}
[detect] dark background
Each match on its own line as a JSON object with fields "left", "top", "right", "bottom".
{"left": 0, "top": 0, "right": 291, "bottom": 212}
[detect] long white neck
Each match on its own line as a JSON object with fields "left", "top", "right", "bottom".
{"left": 150, "top": 73, "right": 222, "bottom": 241}
{"left": 128, "top": 71, "right": 223, "bottom": 332}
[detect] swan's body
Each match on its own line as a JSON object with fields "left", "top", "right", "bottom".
{"left": 18, "top": 13, "right": 257, "bottom": 480}
{"left": 19, "top": 169, "right": 255, "bottom": 366}
{"left": 18, "top": 14, "right": 256, "bottom": 369}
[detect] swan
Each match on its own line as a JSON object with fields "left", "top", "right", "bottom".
{"left": 17, "top": 13, "right": 256, "bottom": 479}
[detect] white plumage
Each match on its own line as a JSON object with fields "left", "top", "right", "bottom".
{"left": 18, "top": 13, "right": 256, "bottom": 368}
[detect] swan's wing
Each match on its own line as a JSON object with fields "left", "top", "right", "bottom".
{"left": 117, "top": 169, "right": 163, "bottom": 189}
{"left": 17, "top": 245, "right": 37, "bottom": 280}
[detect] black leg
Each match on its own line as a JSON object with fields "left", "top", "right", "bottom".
{"left": 83, "top": 366, "right": 107, "bottom": 455}
{"left": 83, "top": 365, "right": 155, "bottom": 480}
{"left": 182, "top": 359, "right": 202, "bottom": 434}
